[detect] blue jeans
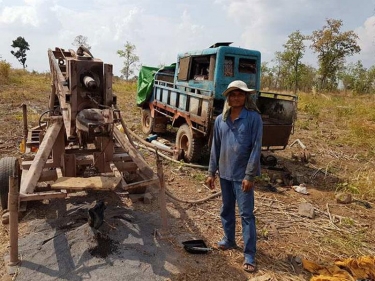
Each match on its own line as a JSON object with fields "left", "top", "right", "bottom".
{"left": 219, "top": 178, "right": 256, "bottom": 265}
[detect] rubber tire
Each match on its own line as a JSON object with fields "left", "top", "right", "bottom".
{"left": 141, "top": 109, "right": 154, "bottom": 135}
{"left": 0, "top": 157, "right": 19, "bottom": 210}
{"left": 176, "top": 124, "right": 203, "bottom": 163}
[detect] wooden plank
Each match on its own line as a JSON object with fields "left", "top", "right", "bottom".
{"left": 113, "top": 126, "right": 154, "bottom": 179}
{"left": 20, "top": 191, "right": 67, "bottom": 202}
{"left": 50, "top": 176, "right": 121, "bottom": 191}
{"left": 20, "top": 119, "right": 63, "bottom": 194}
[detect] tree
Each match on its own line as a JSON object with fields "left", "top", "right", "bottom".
{"left": 117, "top": 41, "right": 140, "bottom": 81}
{"left": 298, "top": 64, "right": 317, "bottom": 93}
{"left": 271, "top": 52, "right": 284, "bottom": 90}
{"left": 72, "top": 35, "right": 91, "bottom": 50}
{"left": 339, "top": 61, "right": 375, "bottom": 94}
{"left": 281, "top": 30, "right": 306, "bottom": 94}
{"left": 309, "top": 19, "right": 361, "bottom": 91}
{"left": 260, "top": 62, "right": 273, "bottom": 90}
{"left": 10, "top": 36, "right": 30, "bottom": 69}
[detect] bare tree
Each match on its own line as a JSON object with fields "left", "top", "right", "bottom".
{"left": 72, "top": 35, "right": 91, "bottom": 50}
{"left": 117, "top": 41, "right": 140, "bottom": 81}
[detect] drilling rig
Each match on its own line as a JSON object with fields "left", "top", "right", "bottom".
{"left": 0, "top": 46, "right": 171, "bottom": 269}
{"left": 0, "top": 46, "right": 158, "bottom": 211}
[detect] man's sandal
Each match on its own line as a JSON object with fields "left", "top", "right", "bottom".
{"left": 243, "top": 263, "right": 256, "bottom": 273}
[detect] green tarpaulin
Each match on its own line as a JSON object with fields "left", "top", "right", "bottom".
{"left": 136, "top": 66, "right": 159, "bottom": 106}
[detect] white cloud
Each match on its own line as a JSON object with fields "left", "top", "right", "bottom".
{"left": 1, "top": 0, "right": 374, "bottom": 75}
{"left": 24, "top": 0, "right": 46, "bottom": 5}
{"left": 0, "top": 6, "right": 39, "bottom": 26}
{"left": 353, "top": 16, "right": 375, "bottom": 68}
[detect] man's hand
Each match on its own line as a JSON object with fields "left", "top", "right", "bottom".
{"left": 205, "top": 176, "right": 216, "bottom": 190}
{"left": 242, "top": 179, "right": 254, "bottom": 192}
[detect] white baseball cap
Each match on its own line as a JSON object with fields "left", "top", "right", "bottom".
{"left": 222, "top": 80, "right": 256, "bottom": 97}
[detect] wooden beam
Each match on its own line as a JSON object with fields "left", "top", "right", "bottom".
{"left": 20, "top": 119, "right": 63, "bottom": 194}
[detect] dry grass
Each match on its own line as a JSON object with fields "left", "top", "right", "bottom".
{"left": 296, "top": 92, "right": 375, "bottom": 199}
{"left": 1, "top": 69, "right": 375, "bottom": 281}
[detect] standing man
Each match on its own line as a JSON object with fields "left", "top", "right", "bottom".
{"left": 206, "top": 80, "right": 263, "bottom": 273}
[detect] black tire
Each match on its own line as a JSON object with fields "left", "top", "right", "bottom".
{"left": 0, "top": 157, "right": 19, "bottom": 210}
{"left": 176, "top": 124, "right": 204, "bottom": 163}
{"left": 141, "top": 109, "right": 154, "bottom": 135}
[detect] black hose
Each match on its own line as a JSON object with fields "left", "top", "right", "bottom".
{"left": 38, "top": 109, "right": 54, "bottom": 129}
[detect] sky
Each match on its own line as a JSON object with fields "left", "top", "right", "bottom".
{"left": 0, "top": 0, "right": 374, "bottom": 77}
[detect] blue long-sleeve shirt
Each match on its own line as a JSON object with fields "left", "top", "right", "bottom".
{"left": 208, "top": 108, "right": 263, "bottom": 182}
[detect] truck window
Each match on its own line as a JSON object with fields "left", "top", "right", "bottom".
{"left": 224, "top": 56, "right": 234, "bottom": 77}
{"left": 189, "top": 55, "right": 211, "bottom": 81}
{"left": 178, "top": 56, "right": 190, "bottom": 81}
{"left": 239, "top": 58, "right": 257, "bottom": 74}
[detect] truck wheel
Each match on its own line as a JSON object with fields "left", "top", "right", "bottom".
{"left": 176, "top": 124, "right": 203, "bottom": 163}
{"left": 141, "top": 109, "right": 154, "bottom": 135}
{"left": 0, "top": 157, "right": 20, "bottom": 210}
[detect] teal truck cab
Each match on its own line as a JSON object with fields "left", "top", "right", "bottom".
{"left": 137, "top": 42, "right": 297, "bottom": 163}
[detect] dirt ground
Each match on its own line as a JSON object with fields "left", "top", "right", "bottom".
{"left": 0, "top": 95, "right": 374, "bottom": 281}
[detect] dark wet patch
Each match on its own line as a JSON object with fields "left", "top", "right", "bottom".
{"left": 88, "top": 233, "right": 119, "bottom": 258}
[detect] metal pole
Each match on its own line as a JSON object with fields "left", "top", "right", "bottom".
{"left": 156, "top": 151, "right": 168, "bottom": 235}
{"left": 8, "top": 175, "right": 20, "bottom": 265}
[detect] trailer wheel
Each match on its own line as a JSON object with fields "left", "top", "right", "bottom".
{"left": 176, "top": 124, "right": 203, "bottom": 163}
{"left": 0, "top": 157, "right": 20, "bottom": 210}
{"left": 141, "top": 109, "right": 154, "bottom": 135}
